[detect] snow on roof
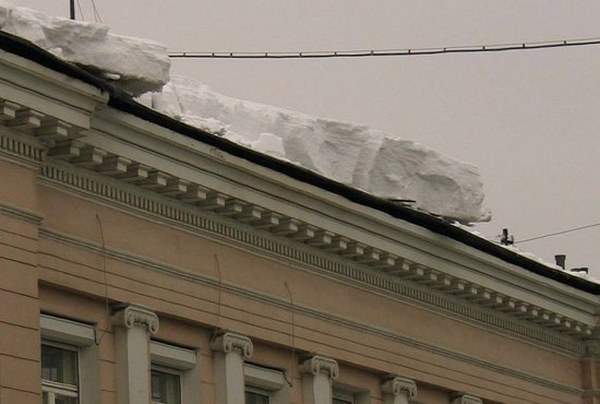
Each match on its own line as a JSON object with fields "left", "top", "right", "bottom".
{"left": 0, "top": 2, "right": 491, "bottom": 223}
{"left": 0, "top": 2, "right": 170, "bottom": 95}
{"left": 145, "top": 76, "right": 492, "bottom": 223}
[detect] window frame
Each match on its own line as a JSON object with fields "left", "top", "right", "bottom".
{"left": 245, "top": 385, "right": 272, "bottom": 404}
{"left": 151, "top": 364, "right": 184, "bottom": 404}
{"left": 40, "top": 313, "right": 99, "bottom": 404}
{"left": 333, "top": 390, "right": 355, "bottom": 404}
{"left": 41, "top": 340, "right": 81, "bottom": 404}
{"left": 243, "top": 363, "right": 289, "bottom": 404}
{"left": 150, "top": 340, "right": 198, "bottom": 404}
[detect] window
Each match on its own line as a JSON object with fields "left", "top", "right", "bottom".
{"left": 41, "top": 342, "right": 79, "bottom": 404}
{"left": 151, "top": 367, "right": 182, "bottom": 404}
{"left": 150, "top": 340, "right": 198, "bottom": 404}
{"left": 243, "top": 363, "right": 289, "bottom": 404}
{"left": 40, "top": 314, "right": 99, "bottom": 404}
{"left": 333, "top": 391, "right": 354, "bottom": 404}
{"left": 245, "top": 386, "right": 271, "bottom": 404}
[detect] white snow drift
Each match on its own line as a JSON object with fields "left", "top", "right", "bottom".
{"left": 0, "top": 4, "right": 491, "bottom": 223}
{"left": 0, "top": 2, "right": 170, "bottom": 95}
{"left": 149, "top": 76, "right": 491, "bottom": 223}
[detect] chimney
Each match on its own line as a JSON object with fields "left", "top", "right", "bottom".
{"left": 555, "top": 254, "right": 566, "bottom": 269}
{"left": 570, "top": 267, "right": 589, "bottom": 274}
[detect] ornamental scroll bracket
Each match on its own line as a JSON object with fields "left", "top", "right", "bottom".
{"left": 209, "top": 331, "right": 254, "bottom": 359}
{"left": 300, "top": 355, "right": 339, "bottom": 380}
{"left": 450, "top": 394, "right": 483, "bottom": 404}
{"left": 111, "top": 304, "right": 159, "bottom": 335}
{"left": 381, "top": 375, "right": 418, "bottom": 400}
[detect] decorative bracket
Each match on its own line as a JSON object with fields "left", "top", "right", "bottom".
{"left": 451, "top": 394, "right": 483, "bottom": 404}
{"left": 300, "top": 355, "right": 339, "bottom": 380}
{"left": 210, "top": 331, "right": 254, "bottom": 359}
{"left": 381, "top": 375, "right": 417, "bottom": 400}
{"left": 112, "top": 304, "right": 159, "bottom": 335}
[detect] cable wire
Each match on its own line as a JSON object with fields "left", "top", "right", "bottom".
{"left": 75, "top": 0, "right": 85, "bottom": 21}
{"left": 168, "top": 36, "right": 600, "bottom": 59}
{"left": 515, "top": 222, "right": 600, "bottom": 244}
{"left": 90, "top": 0, "right": 103, "bottom": 22}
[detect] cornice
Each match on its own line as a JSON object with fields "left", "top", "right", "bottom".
{"left": 210, "top": 331, "right": 254, "bottom": 359}
{"left": 381, "top": 375, "right": 417, "bottom": 399}
{"left": 111, "top": 304, "right": 159, "bottom": 334}
{"left": 0, "top": 126, "right": 45, "bottom": 168}
{"left": 38, "top": 227, "right": 585, "bottom": 394}
{"left": 38, "top": 162, "right": 589, "bottom": 354}
{"left": 300, "top": 356, "right": 339, "bottom": 380}
{"left": 0, "top": 94, "right": 595, "bottom": 351}
{"left": 0, "top": 201, "right": 43, "bottom": 224}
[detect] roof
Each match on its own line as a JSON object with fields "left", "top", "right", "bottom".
{"left": 1, "top": 30, "right": 597, "bottom": 294}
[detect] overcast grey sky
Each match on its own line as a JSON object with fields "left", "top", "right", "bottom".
{"left": 16, "top": 0, "right": 600, "bottom": 276}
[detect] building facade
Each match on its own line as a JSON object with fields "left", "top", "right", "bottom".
{"left": 1, "top": 31, "right": 600, "bottom": 404}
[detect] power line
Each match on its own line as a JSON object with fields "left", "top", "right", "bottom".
{"left": 515, "top": 222, "right": 600, "bottom": 244}
{"left": 75, "top": 0, "right": 85, "bottom": 21}
{"left": 168, "top": 36, "right": 600, "bottom": 59}
{"left": 90, "top": 0, "right": 103, "bottom": 22}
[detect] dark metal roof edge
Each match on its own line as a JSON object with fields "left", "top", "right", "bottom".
{"left": 1, "top": 30, "right": 598, "bottom": 294}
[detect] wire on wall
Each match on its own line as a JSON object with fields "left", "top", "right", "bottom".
{"left": 283, "top": 281, "right": 295, "bottom": 387}
{"left": 94, "top": 213, "right": 110, "bottom": 346}
{"left": 213, "top": 253, "right": 224, "bottom": 336}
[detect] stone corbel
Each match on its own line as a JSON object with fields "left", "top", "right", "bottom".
{"left": 381, "top": 376, "right": 418, "bottom": 402}
{"left": 300, "top": 355, "right": 339, "bottom": 380}
{"left": 209, "top": 331, "right": 254, "bottom": 359}
{"left": 451, "top": 393, "right": 483, "bottom": 404}
{"left": 112, "top": 304, "right": 159, "bottom": 334}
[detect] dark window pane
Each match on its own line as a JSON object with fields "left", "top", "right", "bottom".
{"left": 246, "top": 390, "right": 270, "bottom": 404}
{"left": 55, "top": 394, "right": 78, "bottom": 404}
{"left": 41, "top": 345, "right": 78, "bottom": 385}
{"left": 151, "top": 369, "right": 181, "bottom": 404}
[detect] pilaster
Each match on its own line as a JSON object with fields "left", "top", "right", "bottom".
{"left": 450, "top": 393, "right": 483, "bottom": 404}
{"left": 112, "top": 304, "right": 159, "bottom": 404}
{"left": 300, "top": 355, "right": 339, "bottom": 404}
{"left": 381, "top": 376, "right": 417, "bottom": 404}
{"left": 582, "top": 337, "right": 600, "bottom": 404}
{"left": 210, "top": 331, "right": 254, "bottom": 404}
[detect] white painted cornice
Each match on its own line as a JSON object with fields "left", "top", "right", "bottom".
{"left": 0, "top": 50, "right": 108, "bottom": 129}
